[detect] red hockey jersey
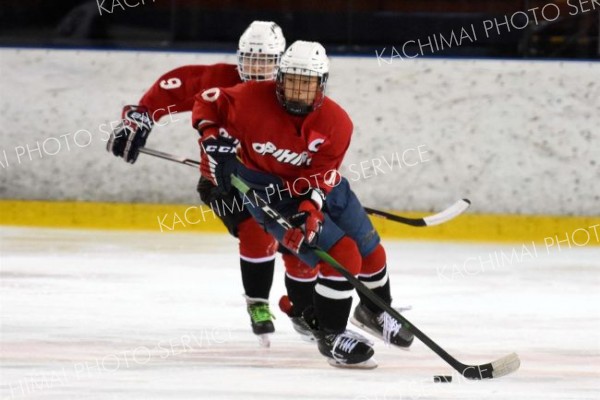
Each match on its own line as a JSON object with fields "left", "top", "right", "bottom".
{"left": 192, "top": 81, "right": 353, "bottom": 195}
{"left": 139, "top": 63, "right": 241, "bottom": 121}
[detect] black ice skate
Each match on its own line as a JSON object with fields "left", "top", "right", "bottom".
{"left": 278, "top": 295, "right": 315, "bottom": 342}
{"left": 350, "top": 302, "right": 414, "bottom": 348}
{"left": 245, "top": 296, "right": 275, "bottom": 347}
{"left": 289, "top": 316, "right": 316, "bottom": 342}
{"left": 315, "top": 329, "right": 377, "bottom": 369}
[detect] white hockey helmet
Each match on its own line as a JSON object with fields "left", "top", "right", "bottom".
{"left": 237, "top": 21, "right": 286, "bottom": 82}
{"left": 276, "top": 40, "right": 330, "bottom": 115}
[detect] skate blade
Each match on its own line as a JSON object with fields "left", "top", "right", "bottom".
{"left": 349, "top": 316, "right": 412, "bottom": 351}
{"left": 327, "top": 357, "right": 378, "bottom": 369}
{"left": 294, "top": 330, "right": 316, "bottom": 343}
{"left": 257, "top": 334, "right": 271, "bottom": 348}
{"left": 299, "top": 334, "right": 316, "bottom": 343}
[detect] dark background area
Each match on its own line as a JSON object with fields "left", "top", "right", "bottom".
{"left": 0, "top": 0, "right": 598, "bottom": 58}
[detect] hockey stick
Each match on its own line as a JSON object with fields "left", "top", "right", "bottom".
{"left": 230, "top": 174, "right": 520, "bottom": 380}
{"left": 364, "top": 200, "right": 470, "bottom": 227}
{"left": 139, "top": 147, "right": 200, "bottom": 168}
{"left": 139, "top": 147, "right": 470, "bottom": 227}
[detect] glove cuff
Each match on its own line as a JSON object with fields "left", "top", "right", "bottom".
{"left": 307, "top": 188, "right": 325, "bottom": 211}
{"left": 300, "top": 188, "right": 325, "bottom": 211}
{"left": 122, "top": 105, "right": 153, "bottom": 130}
{"left": 196, "top": 120, "right": 220, "bottom": 138}
{"left": 122, "top": 104, "right": 149, "bottom": 116}
{"left": 200, "top": 127, "right": 220, "bottom": 141}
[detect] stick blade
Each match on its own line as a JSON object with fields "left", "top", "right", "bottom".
{"left": 460, "top": 352, "right": 520, "bottom": 380}
{"left": 491, "top": 352, "right": 521, "bottom": 378}
{"left": 423, "top": 199, "right": 471, "bottom": 226}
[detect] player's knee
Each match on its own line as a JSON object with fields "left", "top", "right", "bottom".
{"left": 283, "top": 253, "right": 318, "bottom": 280}
{"left": 238, "top": 218, "right": 278, "bottom": 259}
{"left": 318, "top": 236, "right": 361, "bottom": 277}
{"left": 361, "top": 243, "right": 387, "bottom": 276}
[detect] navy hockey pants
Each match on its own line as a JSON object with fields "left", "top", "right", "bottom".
{"left": 243, "top": 177, "right": 380, "bottom": 268}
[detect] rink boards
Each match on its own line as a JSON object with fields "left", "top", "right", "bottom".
{"left": 1, "top": 48, "right": 599, "bottom": 216}
{"left": 1, "top": 199, "right": 599, "bottom": 245}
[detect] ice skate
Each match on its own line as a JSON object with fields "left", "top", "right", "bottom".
{"left": 245, "top": 296, "right": 275, "bottom": 347}
{"left": 278, "top": 295, "right": 316, "bottom": 342}
{"left": 350, "top": 302, "right": 414, "bottom": 349}
{"left": 316, "top": 329, "right": 377, "bottom": 369}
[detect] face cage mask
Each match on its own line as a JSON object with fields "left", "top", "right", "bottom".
{"left": 237, "top": 52, "right": 281, "bottom": 82}
{"left": 275, "top": 69, "right": 328, "bottom": 116}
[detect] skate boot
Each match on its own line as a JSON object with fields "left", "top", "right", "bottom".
{"left": 278, "top": 295, "right": 315, "bottom": 342}
{"left": 315, "top": 329, "right": 377, "bottom": 369}
{"left": 245, "top": 296, "right": 275, "bottom": 347}
{"left": 350, "top": 302, "right": 414, "bottom": 348}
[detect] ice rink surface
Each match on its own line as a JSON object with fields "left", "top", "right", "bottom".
{"left": 1, "top": 226, "right": 599, "bottom": 399}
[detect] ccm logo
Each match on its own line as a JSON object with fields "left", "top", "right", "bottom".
{"left": 205, "top": 145, "right": 236, "bottom": 153}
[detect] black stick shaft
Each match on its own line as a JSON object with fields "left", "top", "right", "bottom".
{"left": 363, "top": 206, "right": 426, "bottom": 226}
{"left": 138, "top": 147, "right": 200, "bottom": 167}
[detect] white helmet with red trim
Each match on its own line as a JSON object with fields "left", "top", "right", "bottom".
{"left": 237, "top": 21, "right": 286, "bottom": 82}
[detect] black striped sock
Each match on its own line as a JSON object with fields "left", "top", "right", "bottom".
{"left": 240, "top": 258, "right": 275, "bottom": 299}
{"left": 313, "top": 277, "right": 354, "bottom": 333}
{"left": 285, "top": 274, "right": 316, "bottom": 317}
{"left": 358, "top": 266, "right": 392, "bottom": 313}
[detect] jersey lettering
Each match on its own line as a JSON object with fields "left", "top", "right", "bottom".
{"left": 159, "top": 78, "right": 182, "bottom": 90}
{"left": 202, "top": 88, "right": 221, "bottom": 102}
{"left": 308, "top": 138, "right": 325, "bottom": 152}
{"left": 252, "top": 141, "right": 311, "bottom": 166}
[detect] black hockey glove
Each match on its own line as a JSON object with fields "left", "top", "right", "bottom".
{"left": 199, "top": 136, "right": 239, "bottom": 193}
{"left": 107, "top": 105, "right": 153, "bottom": 164}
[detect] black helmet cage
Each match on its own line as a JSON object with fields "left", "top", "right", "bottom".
{"left": 276, "top": 67, "right": 329, "bottom": 116}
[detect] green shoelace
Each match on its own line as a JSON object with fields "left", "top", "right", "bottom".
{"left": 249, "top": 303, "right": 274, "bottom": 323}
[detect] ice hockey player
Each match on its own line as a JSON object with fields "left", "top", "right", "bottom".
{"left": 192, "top": 40, "right": 413, "bottom": 368}
{"left": 106, "top": 21, "right": 292, "bottom": 346}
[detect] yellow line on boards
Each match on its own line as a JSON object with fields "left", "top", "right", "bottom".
{"left": 0, "top": 200, "right": 225, "bottom": 233}
{"left": 1, "top": 200, "right": 599, "bottom": 245}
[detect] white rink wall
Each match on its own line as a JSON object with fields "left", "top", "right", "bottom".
{"left": 0, "top": 48, "right": 598, "bottom": 215}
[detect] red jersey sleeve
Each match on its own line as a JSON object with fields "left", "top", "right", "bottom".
{"left": 139, "top": 64, "right": 240, "bottom": 122}
{"left": 300, "top": 101, "right": 353, "bottom": 194}
{"left": 192, "top": 87, "right": 226, "bottom": 133}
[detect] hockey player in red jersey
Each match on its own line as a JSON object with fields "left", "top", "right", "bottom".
{"left": 106, "top": 21, "right": 289, "bottom": 346}
{"left": 193, "top": 41, "right": 413, "bottom": 368}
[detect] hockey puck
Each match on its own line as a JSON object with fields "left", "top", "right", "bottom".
{"left": 433, "top": 375, "right": 452, "bottom": 383}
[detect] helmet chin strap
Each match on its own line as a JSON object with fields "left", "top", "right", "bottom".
{"left": 283, "top": 100, "right": 312, "bottom": 116}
